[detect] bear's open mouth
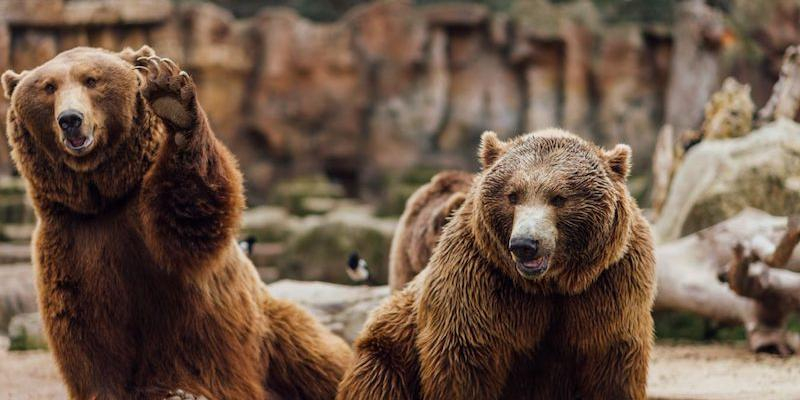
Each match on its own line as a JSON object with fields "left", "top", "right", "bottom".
{"left": 515, "top": 256, "right": 549, "bottom": 279}
{"left": 63, "top": 130, "right": 95, "bottom": 155}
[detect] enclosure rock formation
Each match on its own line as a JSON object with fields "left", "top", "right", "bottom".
{"left": 0, "top": 0, "right": 799, "bottom": 201}
{"left": 664, "top": 0, "right": 726, "bottom": 134}
{"left": 0, "top": 265, "right": 35, "bottom": 333}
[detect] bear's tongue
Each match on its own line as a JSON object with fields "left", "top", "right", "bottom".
{"left": 522, "top": 257, "right": 546, "bottom": 270}
{"left": 67, "top": 136, "right": 87, "bottom": 148}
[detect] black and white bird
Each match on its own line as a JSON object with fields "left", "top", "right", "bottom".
{"left": 238, "top": 235, "right": 256, "bottom": 258}
{"left": 346, "top": 251, "right": 371, "bottom": 284}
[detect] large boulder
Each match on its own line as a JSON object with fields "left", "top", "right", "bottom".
{"left": 8, "top": 312, "right": 46, "bottom": 350}
{"left": 654, "top": 119, "right": 800, "bottom": 241}
{"left": 268, "top": 280, "right": 388, "bottom": 343}
{"left": 0, "top": 265, "right": 36, "bottom": 333}
{"left": 242, "top": 203, "right": 396, "bottom": 284}
{"left": 276, "top": 207, "right": 395, "bottom": 284}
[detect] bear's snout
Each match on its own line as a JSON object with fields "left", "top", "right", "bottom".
{"left": 57, "top": 109, "right": 94, "bottom": 153}
{"left": 509, "top": 236, "right": 549, "bottom": 278}
{"left": 509, "top": 205, "right": 556, "bottom": 279}
{"left": 58, "top": 109, "right": 83, "bottom": 134}
{"left": 509, "top": 237, "right": 539, "bottom": 261}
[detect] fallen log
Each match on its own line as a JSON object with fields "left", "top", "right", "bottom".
{"left": 757, "top": 45, "right": 800, "bottom": 125}
{"left": 656, "top": 208, "right": 800, "bottom": 355}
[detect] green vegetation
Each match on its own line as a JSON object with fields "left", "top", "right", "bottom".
{"left": 9, "top": 327, "right": 48, "bottom": 351}
{"left": 591, "top": 0, "right": 675, "bottom": 24}
{"left": 374, "top": 166, "right": 442, "bottom": 217}
{"left": 654, "top": 311, "right": 800, "bottom": 343}
{"left": 194, "top": 0, "right": 679, "bottom": 24}
{"left": 278, "top": 221, "right": 392, "bottom": 284}
{"left": 268, "top": 175, "right": 345, "bottom": 216}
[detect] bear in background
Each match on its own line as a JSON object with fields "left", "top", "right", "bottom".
{"left": 388, "top": 170, "right": 473, "bottom": 291}
{"left": 2, "top": 46, "right": 351, "bottom": 399}
{"left": 338, "top": 129, "right": 656, "bottom": 399}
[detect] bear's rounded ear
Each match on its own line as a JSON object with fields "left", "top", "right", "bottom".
{"left": 604, "top": 144, "right": 631, "bottom": 181}
{"left": 430, "top": 192, "right": 466, "bottom": 232}
{"left": 118, "top": 45, "right": 156, "bottom": 65}
{"left": 2, "top": 70, "right": 26, "bottom": 99}
{"left": 479, "top": 130, "right": 508, "bottom": 169}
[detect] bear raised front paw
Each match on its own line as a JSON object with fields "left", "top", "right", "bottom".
{"left": 135, "top": 56, "right": 197, "bottom": 131}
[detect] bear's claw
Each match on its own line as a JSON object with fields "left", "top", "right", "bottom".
{"left": 163, "top": 389, "right": 209, "bottom": 400}
{"left": 134, "top": 56, "right": 197, "bottom": 130}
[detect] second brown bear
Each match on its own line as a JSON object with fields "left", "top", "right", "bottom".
{"left": 388, "top": 170, "right": 473, "bottom": 291}
{"left": 338, "top": 129, "right": 656, "bottom": 399}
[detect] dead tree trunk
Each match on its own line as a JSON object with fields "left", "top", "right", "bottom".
{"left": 650, "top": 125, "right": 675, "bottom": 218}
{"left": 757, "top": 45, "right": 800, "bottom": 125}
{"left": 655, "top": 208, "right": 800, "bottom": 355}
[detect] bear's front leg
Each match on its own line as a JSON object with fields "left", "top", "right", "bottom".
{"left": 576, "top": 340, "right": 650, "bottom": 400}
{"left": 136, "top": 56, "right": 244, "bottom": 274}
{"left": 336, "top": 290, "right": 422, "bottom": 400}
{"left": 415, "top": 267, "right": 521, "bottom": 400}
{"left": 417, "top": 329, "right": 513, "bottom": 400}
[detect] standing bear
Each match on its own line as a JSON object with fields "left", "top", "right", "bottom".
{"left": 338, "top": 129, "right": 656, "bottom": 399}
{"left": 2, "top": 46, "right": 351, "bottom": 399}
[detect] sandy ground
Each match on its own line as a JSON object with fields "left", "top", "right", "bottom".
{"left": 1, "top": 343, "right": 799, "bottom": 399}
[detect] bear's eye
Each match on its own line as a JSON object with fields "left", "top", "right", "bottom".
{"left": 507, "top": 192, "right": 519, "bottom": 205}
{"left": 44, "top": 83, "right": 56, "bottom": 94}
{"left": 85, "top": 77, "right": 97, "bottom": 88}
{"left": 550, "top": 195, "right": 567, "bottom": 207}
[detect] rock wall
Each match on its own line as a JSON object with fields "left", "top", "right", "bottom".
{"left": 0, "top": 0, "right": 797, "bottom": 202}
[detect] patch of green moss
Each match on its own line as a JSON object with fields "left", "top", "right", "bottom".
{"left": 375, "top": 166, "right": 445, "bottom": 217}
{"left": 268, "top": 176, "right": 345, "bottom": 216}
{"left": 9, "top": 327, "right": 48, "bottom": 351}
{"left": 375, "top": 183, "right": 420, "bottom": 217}
{"left": 278, "top": 222, "right": 392, "bottom": 285}
{"left": 652, "top": 310, "right": 800, "bottom": 343}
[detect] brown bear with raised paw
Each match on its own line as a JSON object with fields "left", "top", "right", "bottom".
{"left": 2, "top": 46, "right": 351, "bottom": 400}
{"left": 388, "top": 170, "right": 473, "bottom": 291}
{"left": 338, "top": 129, "right": 656, "bottom": 400}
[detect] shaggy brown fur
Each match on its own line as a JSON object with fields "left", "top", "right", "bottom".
{"left": 388, "top": 170, "right": 473, "bottom": 291}
{"left": 338, "top": 129, "right": 656, "bottom": 399}
{"left": 2, "top": 46, "right": 351, "bottom": 400}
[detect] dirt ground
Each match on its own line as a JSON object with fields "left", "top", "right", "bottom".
{"left": 1, "top": 343, "right": 799, "bottom": 399}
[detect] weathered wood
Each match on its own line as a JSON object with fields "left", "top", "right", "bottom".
{"left": 757, "top": 45, "right": 800, "bottom": 125}
{"left": 656, "top": 209, "right": 800, "bottom": 355}
{"left": 651, "top": 124, "right": 676, "bottom": 217}
{"left": 767, "top": 215, "right": 800, "bottom": 269}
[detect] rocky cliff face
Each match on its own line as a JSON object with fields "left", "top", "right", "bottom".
{"left": 0, "top": 0, "right": 797, "bottom": 202}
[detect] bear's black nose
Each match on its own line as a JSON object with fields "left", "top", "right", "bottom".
{"left": 509, "top": 237, "right": 539, "bottom": 261}
{"left": 58, "top": 110, "right": 83, "bottom": 135}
